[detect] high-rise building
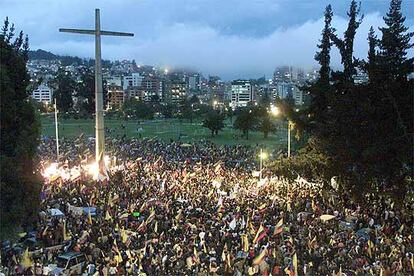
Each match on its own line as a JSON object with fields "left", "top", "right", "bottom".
{"left": 141, "top": 75, "right": 163, "bottom": 102}
{"left": 31, "top": 84, "right": 53, "bottom": 104}
{"left": 276, "top": 82, "right": 304, "bottom": 105}
{"left": 273, "top": 66, "right": 293, "bottom": 83}
{"left": 187, "top": 74, "right": 200, "bottom": 92}
{"left": 107, "top": 85, "right": 124, "bottom": 109}
{"left": 230, "top": 80, "right": 253, "bottom": 109}
{"left": 167, "top": 81, "right": 187, "bottom": 103}
{"left": 122, "top": 73, "right": 143, "bottom": 90}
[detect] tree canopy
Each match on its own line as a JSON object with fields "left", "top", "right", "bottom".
{"left": 1, "top": 17, "right": 41, "bottom": 237}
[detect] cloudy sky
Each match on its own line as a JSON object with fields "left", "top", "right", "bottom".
{"left": 1, "top": 0, "right": 413, "bottom": 79}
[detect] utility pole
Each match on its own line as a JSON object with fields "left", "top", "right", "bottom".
{"left": 287, "top": 121, "right": 291, "bottom": 158}
{"left": 59, "top": 9, "right": 133, "bottom": 180}
{"left": 54, "top": 98, "right": 59, "bottom": 163}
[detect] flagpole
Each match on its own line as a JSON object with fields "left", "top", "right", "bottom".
{"left": 54, "top": 98, "right": 60, "bottom": 163}
{"left": 260, "top": 148, "right": 263, "bottom": 180}
{"left": 287, "top": 120, "right": 291, "bottom": 158}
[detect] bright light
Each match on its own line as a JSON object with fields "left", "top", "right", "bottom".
{"left": 259, "top": 151, "right": 268, "bottom": 160}
{"left": 164, "top": 68, "right": 169, "bottom": 74}
{"left": 43, "top": 163, "right": 58, "bottom": 178}
{"left": 270, "top": 105, "right": 280, "bottom": 116}
{"left": 104, "top": 155, "right": 110, "bottom": 167}
{"left": 86, "top": 162, "right": 99, "bottom": 178}
{"left": 213, "top": 100, "right": 218, "bottom": 105}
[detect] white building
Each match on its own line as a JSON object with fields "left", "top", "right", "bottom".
{"left": 276, "top": 82, "right": 304, "bottom": 105}
{"left": 105, "top": 76, "right": 122, "bottom": 87}
{"left": 230, "top": 80, "right": 253, "bottom": 109}
{"left": 123, "top": 73, "right": 143, "bottom": 90}
{"left": 31, "top": 84, "right": 53, "bottom": 104}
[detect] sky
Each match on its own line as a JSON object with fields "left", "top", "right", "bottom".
{"left": 1, "top": 0, "right": 413, "bottom": 80}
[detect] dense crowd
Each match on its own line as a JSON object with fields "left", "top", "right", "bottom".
{"left": 1, "top": 137, "right": 413, "bottom": 275}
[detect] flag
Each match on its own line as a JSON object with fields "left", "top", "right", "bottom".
{"left": 258, "top": 203, "right": 267, "bottom": 211}
{"left": 121, "top": 228, "right": 128, "bottom": 244}
{"left": 20, "top": 248, "right": 33, "bottom": 268}
{"left": 274, "top": 218, "right": 284, "bottom": 235}
{"left": 292, "top": 253, "right": 298, "bottom": 276}
{"left": 217, "top": 196, "right": 223, "bottom": 208}
{"left": 112, "top": 239, "right": 123, "bottom": 264}
{"left": 253, "top": 225, "right": 267, "bottom": 244}
{"left": 229, "top": 218, "right": 237, "bottom": 230}
{"left": 308, "top": 236, "right": 316, "bottom": 249}
{"left": 320, "top": 214, "right": 336, "bottom": 221}
{"left": 253, "top": 248, "right": 267, "bottom": 265}
{"left": 63, "top": 220, "right": 67, "bottom": 241}
{"left": 105, "top": 210, "right": 112, "bottom": 221}
{"left": 214, "top": 161, "right": 222, "bottom": 173}
{"left": 367, "top": 240, "right": 374, "bottom": 257}
{"left": 88, "top": 210, "right": 93, "bottom": 225}
{"left": 252, "top": 170, "right": 260, "bottom": 177}
{"left": 241, "top": 234, "right": 249, "bottom": 252}
{"left": 248, "top": 217, "right": 256, "bottom": 236}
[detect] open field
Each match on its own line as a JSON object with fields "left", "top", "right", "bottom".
{"left": 41, "top": 115, "right": 294, "bottom": 149}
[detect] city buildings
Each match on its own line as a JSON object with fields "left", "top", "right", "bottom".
{"left": 123, "top": 73, "right": 143, "bottom": 90}
{"left": 141, "top": 75, "right": 163, "bottom": 102}
{"left": 167, "top": 81, "right": 187, "bottom": 103}
{"left": 31, "top": 84, "right": 53, "bottom": 104}
{"left": 106, "top": 85, "right": 124, "bottom": 109}
{"left": 230, "top": 80, "right": 254, "bottom": 109}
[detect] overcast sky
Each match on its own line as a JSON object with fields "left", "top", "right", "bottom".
{"left": 1, "top": 0, "right": 413, "bottom": 79}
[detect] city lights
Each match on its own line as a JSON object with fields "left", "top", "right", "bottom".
{"left": 270, "top": 105, "right": 280, "bottom": 116}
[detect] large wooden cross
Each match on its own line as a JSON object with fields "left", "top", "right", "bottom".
{"left": 59, "top": 9, "right": 133, "bottom": 180}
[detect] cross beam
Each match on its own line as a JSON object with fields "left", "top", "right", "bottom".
{"left": 59, "top": 29, "right": 134, "bottom": 37}
{"left": 59, "top": 9, "right": 133, "bottom": 181}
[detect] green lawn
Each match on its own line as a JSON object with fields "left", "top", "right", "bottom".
{"left": 41, "top": 115, "right": 292, "bottom": 149}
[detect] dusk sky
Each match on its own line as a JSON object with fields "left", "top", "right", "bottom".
{"left": 1, "top": 0, "right": 413, "bottom": 79}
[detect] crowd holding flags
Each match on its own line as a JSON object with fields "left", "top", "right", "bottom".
{"left": 2, "top": 137, "right": 413, "bottom": 275}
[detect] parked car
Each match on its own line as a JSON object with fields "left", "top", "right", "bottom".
{"left": 49, "top": 252, "right": 86, "bottom": 275}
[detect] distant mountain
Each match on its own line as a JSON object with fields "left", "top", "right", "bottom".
{"left": 28, "top": 48, "right": 112, "bottom": 67}
{"left": 28, "top": 49, "right": 57, "bottom": 60}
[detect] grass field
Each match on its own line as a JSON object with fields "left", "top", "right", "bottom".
{"left": 41, "top": 115, "right": 292, "bottom": 149}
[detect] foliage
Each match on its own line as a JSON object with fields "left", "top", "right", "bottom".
{"left": 203, "top": 111, "right": 225, "bottom": 137}
{"left": 277, "top": 0, "right": 413, "bottom": 199}
{"left": 234, "top": 108, "right": 259, "bottom": 139}
{"left": 270, "top": 143, "right": 334, "bottom": 184}
{"left": 51, "top": 68, "right": 75, "bottom": 113}
{"left": 1, "top": 17, "right": 42, "bottom": 237}
{"left": 259, "top": 115, "right": 276, "bottom": 138}
{"left": 178, "top": 99, "right": 195, "bottom": 122}
{"left": 122, "top": 98, "right": 155, "bottom": 120}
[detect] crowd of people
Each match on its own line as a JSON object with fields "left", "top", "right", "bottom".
{"left": 1, "top": 137, "right": 413, "bottom": 275}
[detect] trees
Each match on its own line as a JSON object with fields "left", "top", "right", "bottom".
{"left": 259, "top": 115, "right": 275, "bottom": 138}
{"left": 52, "top": 68, "right": 75, "bottom": 113}
{"left": 1, "top": 17, "right": 41, "bottom": 237}
{"left": 330, "top": 0, "right": 363, "bottom": 83}
{"left": 379, "top": 0, "right": 413, "bottom": 81}
{"left": 203, "top": 111, "right": 225, "bottom": 137}
{"left": 76, "top": 68, "right": 95, "bottom": 115}
{"left": 122, "top": 98, "right": 155, "bottom": 120}
{"left": 280, "top": 0, "right": 413, "bottom": 199}
{"left": 234, "top": 108, "right": 258, "bottom": 139}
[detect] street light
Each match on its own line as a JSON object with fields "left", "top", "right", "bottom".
{"left": 259, "top": 149, "right": 268, "bottom": 180}
{"left": 269, "top": 105, "right": 291, "bottom": 158}
{"left": 270, "top": 105, "right": 280, "bottom": 116}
